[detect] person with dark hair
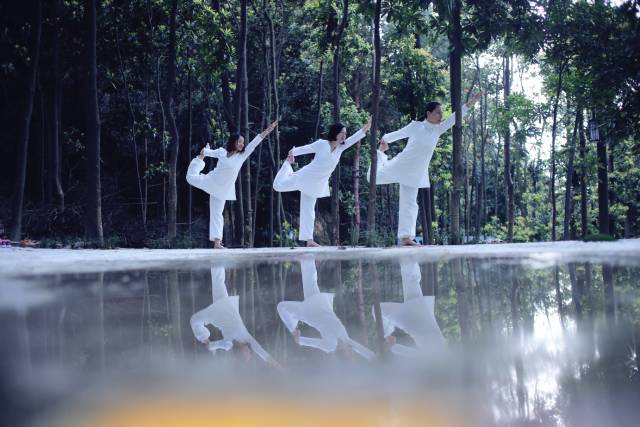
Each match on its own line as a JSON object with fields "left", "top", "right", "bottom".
{"left": 273, "top": 118, "right": 371, "bottom": 247}
{"left": 186, "top": 120, "right": 277, "bottom": 248}
{"left": 368, "top": 94, "right": 480, "bottom": 246}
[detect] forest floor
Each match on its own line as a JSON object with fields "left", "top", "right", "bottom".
{"left": 1, "top": 239, "right": 639, "bottom": 276}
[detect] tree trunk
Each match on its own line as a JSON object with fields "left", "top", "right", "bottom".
{"left": 240, "top": 0, "right": 252, "bottom": 247}
{"left": 265, "top": 6, "right": 282, "bottom": 245}
{"left": 10, "top": 0, "right": 42, "bottom": 241}
{"left": 84, "top": 0, "right": 103, "bottom": 244}
{"left": 330, "top": 0, "right": 349, "bottom": 246}
{"left": 187, "top": 60, "right": 193, "bottom": 238}
{"left": 353, "top": 141, "right": 361, "bottom": 244}
{"left": 549, "top": 64, "right": 564, "bottom": 241}
{"left": 596, "top": 125, "right": 610, "bottom": 235}
{"left": 579, "top": 109, "right": 588, "bottom": 238}
{"left": 478, "top": 91, "right": 487, "bottom": 240}
{"left": 314, "top": 59, "right": 324, "bottom": 140}
{"left": 504, "top": 55, "right": 514, "bottom": 242}
{"left": 449, "top": 0, "right": 463, "bottom": 245}
{"left": 164, "top": 0, "right": 179, "bottom": 241}
{"left": 563, "top": 108, "right": 580, "bottom": 240}
{"left": 51, "top": 0, "right": 64, "bottom": 213}
{"left": 367, "top": 0, "right": 381, "bottom": 246}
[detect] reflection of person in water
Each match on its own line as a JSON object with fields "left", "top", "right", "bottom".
{"left": 190, "top": 267, "right": 277, "bottom": 365}
{"left": 277, "top": 257, "right": 374, "bottom": 360}
{"left": 378, "top": 260, "right": 446, "bottom": 356}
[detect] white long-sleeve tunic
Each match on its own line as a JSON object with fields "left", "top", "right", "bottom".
{"left": 372, "top": 106, "right": 468, "bottom": 188}
{"left": 275, "top": 129, "right": 366, "bottom": 198}
{"left": 186, "top": 134, "right": 263, "bottom": 201}
{"left": 190, "top": 267, "right": 273, "bottom": 363}
{"left": 379, "top": 261, "right": 446, "bottom": 357}
{"left": 277, "top": 258, "right": 374, "bottom": 359}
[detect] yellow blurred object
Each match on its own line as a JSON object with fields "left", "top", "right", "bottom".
{"left": 62, "top": 394, "right": 469, "bottom": 427}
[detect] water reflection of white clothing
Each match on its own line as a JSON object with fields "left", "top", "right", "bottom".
{"left": 379, "top": 261, "right": 446, "bottom": 356}
{"left": 190, "top": 267, "right": 273, "bottom": 362}
{"left": 277, "top": 258, "right": 374, "bottom": 359}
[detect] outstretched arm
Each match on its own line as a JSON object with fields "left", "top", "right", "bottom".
{"left": 341, "top": 116, "right": 371, "bottom": 150}
{"left": 381, "top": 122, "right": 414, "bottom": 144}
{"left": 438, "top": 92, "right": 481, "bottom": 134}
{"left": 242, "top": 120, "right": 279, "bottom": 158}
{"left": 290, "top": 139, "right": 322, "bottom": 157}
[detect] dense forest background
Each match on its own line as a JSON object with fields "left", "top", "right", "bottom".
{"left": 1, "top": 0, "right": 639, "bottom": 248}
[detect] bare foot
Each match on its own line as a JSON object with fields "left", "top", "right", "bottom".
{"left": 399, "top": 237, "right": 420, "bottom": 246}
{"left": 306, "top": 240, "right": 321, "bottom": 247}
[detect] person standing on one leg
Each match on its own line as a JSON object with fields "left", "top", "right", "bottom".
{"left": 369, "top": 94, "right": 480, "bottom": 246}
{"left": 273, "top": 118, "right": 371, "bottom": 247}
{"left": 186, "top": 121, "right": 278, "bottom": 248}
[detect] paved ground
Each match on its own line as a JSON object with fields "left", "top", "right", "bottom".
{"left": 1, "top": 239, "right": 639, "bottom": 276}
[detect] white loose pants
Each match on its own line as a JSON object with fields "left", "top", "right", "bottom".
{"left": 398, "top": 184, "right": 419, "bottom": 240}
{"left": 209, "top": 195, "right": 225, "bottom": 241}
{"left": 299, "top": 193, "right": 317, "bottom": 241}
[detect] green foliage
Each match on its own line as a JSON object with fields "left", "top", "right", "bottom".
{"left": 583, "top": 233, "right": 616, "bottom": 242}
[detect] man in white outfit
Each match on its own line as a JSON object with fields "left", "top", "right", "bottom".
{"left": 277, "top": 256, "right": 374, "bottom": 359}
{"left": 370, "top": 95, "right": 480, "bottom": 245}
{"left": 190, "top": 266, "right": 278, "bottom": 365}
{"left": 378, "top": 260, "right": 446, "bottom": 357}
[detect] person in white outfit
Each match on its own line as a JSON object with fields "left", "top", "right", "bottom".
{"left": 186, "top": 121, "right": 278, "bottom": 248}
{"left": 277, "top": 256, "right": 374, "bottom": 359}
{"left": 273, "top": 119, "right": 371, "bottom": 246}
{"left": 377, "top": 260, "right": 446, "bottom": 357}
{"left": 190, "top": 266, "right": 278, "bottom": 365}
{"left": 369, "top": 95, "right": 480, "bottom": 245}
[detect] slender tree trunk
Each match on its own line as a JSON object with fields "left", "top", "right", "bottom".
{"left": 353, "top": 141, "right": 361, "bottom": 244}
{"left": 10, "top": 0, "right": 42, "bottom": 241}
{"left": 330, "top": 0, "right": 349, "bottom": 245}
{"left": 115, "top": 16, "right": 146, "bottom": 230}
{"left": 607, "top": 142, "right": 615, "bottom": 236}
{"left": 187, "top": 61, "right": 193, "bottom": 238}
{"left": 478, "top": 92, "right": 487, "bottom": 240}
{"left": 367, "top": 0, "right": 381, "bottom": 246}
{"left": 51, "top": 0, "right": 65, "bottom": 212}
{"left": 579, "top": 109, "right": 588, "bottom": 237}
{"left": 240, "top": 0, "right": 252, "bottom": 247}
{"left": 549, "top": 64, "right": 564, "bottom": 241}
{"left": 504, "top": 55, "right": 514, "bottom": 242}
{"left": 314, "top": 59, "right": 324, "bottom": 140}
{"left": 84, "top": 0, "right": 103, "bottom": 244}
{"left": 449, "top": 0, "right": 463, "bottom": 245}
{"left": 563, "top": 109, "right": 580, "bottom": 240}
{"left": 595, "top": 117, "right": 610, "bottom": 235}
{"left": 164, "top": 0, "right": 180, "bottom": 241}
{"left": 265, "top": 10, "right": 282, "bottom": 245}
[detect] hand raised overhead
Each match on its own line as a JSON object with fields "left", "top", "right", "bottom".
{"left": 260, "top": 120, "right": 279, "bottom": 138}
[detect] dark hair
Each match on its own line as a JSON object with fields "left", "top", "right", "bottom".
{"left": 226, "top": 133, "right": 244, "bottom": 153}
{"left": 421, "top": 101, "right": 441, "bottom": 120}
{"left": 327, "top": 122, "right": 346, "bottom": 143}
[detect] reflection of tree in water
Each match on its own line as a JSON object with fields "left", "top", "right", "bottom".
{"left": 429, "top": 259, "right": 638, "bottom": 426}
{"left": 2, "top": 258, "right": 639, "bottom": 426}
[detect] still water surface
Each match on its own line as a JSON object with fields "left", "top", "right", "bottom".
{"left": 1, "top": 251, "right": 639, "bottom": 426}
